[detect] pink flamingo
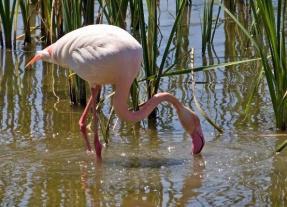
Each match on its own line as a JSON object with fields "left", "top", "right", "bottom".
{"left": 26, "top": 24, "right": 205, "bottom": 158}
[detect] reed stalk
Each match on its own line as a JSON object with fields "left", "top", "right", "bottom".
{"left": 175, "top": 0, "right": 191, "bottom": 69}
{"left": 62, "top": 0, "right": 87, "bottom": 106}
{"left": 130, "top": 0, "right": 140, "bottom": 31}
{"left": 202, "top": 0, "right": 214, "bottom": 55}
{"left": 222, "top": 0, "right": 287, "bottom": 130}
{"left": 146, "top": 0, "right": 157, "bottom": 99}
{"left": 136, "top": 0, "right": 188, "bottom": 119}
{"left": 0, "top": 18, "right": 3, "bottom": 47}
{"left": 250, "top": 0, "right": 287, "bottom": 130}
{"left": 40, "top": 0, "right": 53, "bottom": 44}
{"left": 139, "top": 0, "right": 187, "bottom": 96}
{"left": 201, "top": 0, "right": 221, "bottom": 55}
{"left": 153, "top": 0, "right": 187, "bottom": 95}
{"left": 0, "top": 0, "right": 17, "bottom": 48}
{"left": 13, "top": 0, "right": 19, "bottom": 50}
{"left": 82, "top": 0, "right": 94, "bottom": 25}
{"left": 19, "top": 0, "right": 31, "bottom": 44}
{"left": 98, "top": 0, "right": 129, "bottom": 28}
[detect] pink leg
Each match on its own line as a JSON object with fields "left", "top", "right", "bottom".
{"left": 91, "top": 86, "right": 102, "bottom": 158}
{"left": 79, "top": 95, "right": 94, "bottom": 151}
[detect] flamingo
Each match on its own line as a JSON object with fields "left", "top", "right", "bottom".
{"left": 25, "top": 24, "right": 205, "bottom": 158}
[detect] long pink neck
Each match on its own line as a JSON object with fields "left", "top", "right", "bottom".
{"left": 113, "top": 84, "right": 183, "bottom": 122}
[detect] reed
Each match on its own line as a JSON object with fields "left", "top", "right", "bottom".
{"left": 201, "top": 0, "right": 222, "bottom": 55}
{"left": 0, "top": 0, "right": 17, "bottom": 48}
{"left": 98, "top": 0, "right": 129, "bottom": 28}
{"left": 153, "top": 0, "right": 187, "bottom": 95}
{"left": 40, "top": 0, "right": 53, "bottom": 44}
{"left": 175, "top": 0, "right": 191, "bottom": 69}
{"left": 146, "top": 0, "right": 157, "bottom": 99}
{"left": 201, "top": 0, "right": 214, "bottom": 55}
{"left": 19, "top": 0, "right": 32, "bottom": 44}
{"left": 251, "top": 0, "right": 287, "bottom": 130}
{"left": 62, "top": 0, "right": 87, "bottom": 106}
{"left": 38, "top": 0, "right": 61, "bottom": 41}
{"left": 82, "top": 0, "right": 94, "bottom": 25}
{"left": 223, "top": 0, "right": 287, "bottom": 130}
{"left": 134, "top": 0, "right": 189, "bottom": 119}
{"left": 130, "top": 0, "right": 140, "bottom": 31}
{"left": 0, "top": 18, "right": 3, "bottom": 47}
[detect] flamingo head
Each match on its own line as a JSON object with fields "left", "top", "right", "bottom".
{"left": 178, "top": 106, "right": 205, "bottom": 154}
{"left": 25, "top": 46, "right": 53, "bottom": 68}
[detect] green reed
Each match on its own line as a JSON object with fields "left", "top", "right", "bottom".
{"left": 62, "top": 0, "right": 87, "bottom": 106}
{"left": 129, "top": 0, "right": 140, "bottom": 31}
{"left": 201, "top": 0, "right": 214, "bottom": 55}
{"left": 175, "top": 0, "right": 191, "bottom": 69}
{"left": 19, "top": 0, "right": 32, "bottom": 44}
{"left": 98, "top": 0, "right": 129, "bottom": 28}
{"left": 201, "top": 0, "right": 222, "bottom": 55}
{"left": 146, "top": 0, "right": 157, "bottom": 99}
{"left": 152, "top": 0, "right": 187, "bottom": 95}
{"left": 251, "top": 0, "right": 287, "bottom": 130}
{"left": 0, "top": 0, "right": 17, "bottom": 48}
{"left": 0, "top": 18, "right": 3, "bottom": 47}
{"left": 41, "top": 0, "right": 50, "bottom": 43}
{"left": 222, "top": 0, "right": 287, "bottom": 130}
{"left": 0, "top": 0, "right": 262, "bottom": 134}
{"left": 82, "top": 0, "right": 95, "bottom": 25}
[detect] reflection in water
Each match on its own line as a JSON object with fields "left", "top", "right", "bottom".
{"left": 79, "top": 150, "right": 205, "bottom": 206}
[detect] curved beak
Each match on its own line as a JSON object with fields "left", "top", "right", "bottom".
{"left": 191, "top": 126, "right": 205, "bottom": 154}
{"left": 25, "top": 54, "right": 42, "bottom": 69}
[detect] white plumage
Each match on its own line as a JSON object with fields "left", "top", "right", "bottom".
{"left": 51, "top": 24, "right": 142, "bottom": 86}
{"left": 26, "top": 24, "right": 205, "bottom": 158}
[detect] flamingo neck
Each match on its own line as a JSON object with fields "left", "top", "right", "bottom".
{"left": 113, "top": 84, "right": 183, "bottom": 122}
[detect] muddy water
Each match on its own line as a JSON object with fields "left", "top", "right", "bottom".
{"left": 1, "top": 1, "right": 287, "bottom": 206}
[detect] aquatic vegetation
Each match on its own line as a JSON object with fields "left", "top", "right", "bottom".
{"left": 98, "top": 0, "right": 129, "bottom": 27}
{"left": 2, "top": 2, "right": 287, "bottom": 205}
{"left": 223, "top": 0, "right": 287, "bottom": 130}
{"left": 201, "top": 0, "right": 222, "bottom": 55}
{"left": 19, "top": 0, "right": 32, "bottom": 44}
{"left": 82, "top": 0, "right": 95, "bottom": 25}
{"left": 0, "top": 0, "right": 17, "bottom": 48}
{"left": 1, "top": 0, "right": 286, "bottom": 136}
{"left": 251, "top": 0, "right": 287, "bottom": 130}
{"left": 62, "top": 0, "right": 87, "bottom": 106}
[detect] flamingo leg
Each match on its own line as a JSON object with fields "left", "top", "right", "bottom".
{"left": 79, "top": 95, "right": 94, "bottom": 151}
{"left": 91, "top": 85, "right": 102, "bottom": 157}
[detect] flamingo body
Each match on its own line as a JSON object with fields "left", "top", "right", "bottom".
{"left": 49, "top": 25, "right": 142, "bottom": 85}
{"left": 26, "top": 24, "right": 205, "bottom": 158}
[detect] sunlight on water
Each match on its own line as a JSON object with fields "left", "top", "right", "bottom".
{"left": 0, "top": 127, "right": 286, "bottom": 206}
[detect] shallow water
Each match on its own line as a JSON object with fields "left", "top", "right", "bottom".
{"left": 1, "top": 0, "right": 287, "bottom": 206}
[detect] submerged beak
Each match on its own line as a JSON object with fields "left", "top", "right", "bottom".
{"left": 25, "top": 54, "right": 42, "bottom": 69}
{"left": 191, "top": 126, "right": 205, "bottom": 154}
